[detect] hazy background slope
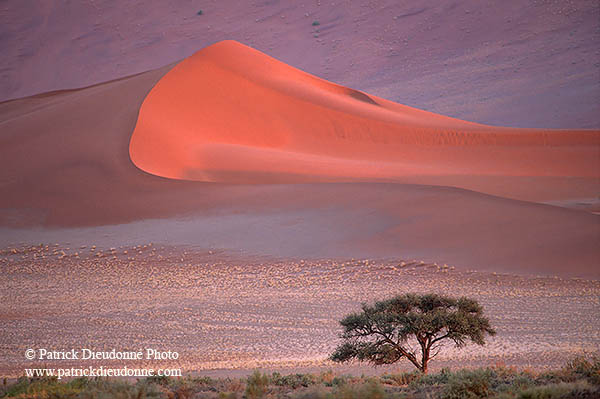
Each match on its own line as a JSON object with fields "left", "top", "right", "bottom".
{"left": 1, "top": 0, "right": 599, "bottom": 128}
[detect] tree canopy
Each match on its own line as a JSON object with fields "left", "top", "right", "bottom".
{"left": 330, "top": 293, "right": 496, "bottom": 373}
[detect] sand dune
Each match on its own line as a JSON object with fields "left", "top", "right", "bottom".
{"left": 130, "top": 41, "right": 599, "bottom": 203}
{"left": 1, "top": 42, "right": 599, "bottom": 277}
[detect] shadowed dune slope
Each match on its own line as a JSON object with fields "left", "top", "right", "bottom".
{"left": 130, "top": 40, "right": 599, "bottom": 203}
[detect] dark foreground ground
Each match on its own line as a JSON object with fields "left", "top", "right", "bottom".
{"left": 2, "top": 357, "right": 600, "bottom": 398}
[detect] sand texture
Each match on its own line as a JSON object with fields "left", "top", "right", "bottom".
{"left": 131, "top": 41, "right": 599, "bottom": 203}
{"left": 2, "top": 1, "right": 599, "bottom": 129}
{"left": 1, "top": 246, "right": 598, "bottom": 377}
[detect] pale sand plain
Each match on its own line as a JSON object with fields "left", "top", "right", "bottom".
{"left": 1, "top": 244, "right": 599, "bottom": 378}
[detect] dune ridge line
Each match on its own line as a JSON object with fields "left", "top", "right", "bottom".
{"left": 129, "top": 40, "right": 599, "bottom": 185}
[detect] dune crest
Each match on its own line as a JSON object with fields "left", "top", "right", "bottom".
{"left": 129, "top": 40, "right": 599, "bottom": 201}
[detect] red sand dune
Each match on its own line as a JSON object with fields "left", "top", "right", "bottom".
{"left": 130, "top": 41, "right": 599, "bottom": 202}
{"left": 1, "top": 41, "right": 599, "bottom": 278}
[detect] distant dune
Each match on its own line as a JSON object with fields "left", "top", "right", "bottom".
{"left": 130, "top": 41, "right": 599, "bottom": 203}
{"left": 1, "top": 40, "right": 598, "bottom": 278}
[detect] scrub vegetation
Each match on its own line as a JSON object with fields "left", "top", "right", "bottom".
{"left": 1, "top": 356, "right": 598, "bottom": 398}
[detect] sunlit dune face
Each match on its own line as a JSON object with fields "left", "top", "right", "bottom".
{"left": 130, "top": 40, "right": 599, "bottom": 184}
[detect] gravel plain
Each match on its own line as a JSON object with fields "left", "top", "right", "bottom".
{"left": 1, "top": 243, "right": 599, "bottom": 378}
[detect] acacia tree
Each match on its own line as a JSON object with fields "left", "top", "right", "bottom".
{"left": 330, "top": 293, "right": 496, "bottom": 373}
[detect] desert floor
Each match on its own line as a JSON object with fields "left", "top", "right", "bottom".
{"left": 2, "top": 0, "right": 599, "bottom": 385}
{"left": 2, "top": 243, "right": 598, "bottom": 378}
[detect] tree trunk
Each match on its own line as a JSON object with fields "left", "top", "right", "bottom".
{"left": 421, "top": 344, "right": 430, "bottom": 374}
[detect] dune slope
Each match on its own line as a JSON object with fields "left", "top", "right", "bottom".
{"left": 1, "top": 42, "right": 599, "bottom": 277}
{"left": 130, "top": 40, "right": 599, "bottom": 203}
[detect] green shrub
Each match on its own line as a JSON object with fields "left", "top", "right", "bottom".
{"left": 357, "top": 380, "right": 386, "bottom": 399}
{"left": 312, "top": 21, "right": 320, "bottom": 26}
{"left": 192, "top": 375, "right": 214, "bottom": 386}
{"left": 3, "top": 376, "right": 91, "bottom": 398}
{"left": 443, "top": 369, "right": 494, "bottom": 399}
{"left": 289, "top": 385, "right": 331, "bottom": 399}
{"left": 145, "top": 374, "right": 171, "bottom": 386}
{"left": 496, "top": 373, "right": 536, "bottom": 394}
{"left": 271, "top": 372, "right": 316, "bottom": 389}
{"left": 335, "top": 380, "right": 385, "bottom": 399}
{"left": 514, "top": 381, "right": 597, "bottom": 399}
{"left": 79, "top": 379, "right": 163, "bottom": 399}
{"left": 411, "top": 368, "right": 451, "bottom": 386}
{"left": 381, "top": 370, "right": 420, "bottom": 386}
{"left": 330, "top": 375, "right": 350, "bottom": 387}
{"left": 318, "top": 369, "right": 335, "bottom": 385}
{"left": 197, "top": 10, "right": 203, "bottom": 15}
{"left": 245, "top": 370, "right": 269, "bottom": 399}
{"left": 563, "top": 355, "right": 600, "bottom": 385}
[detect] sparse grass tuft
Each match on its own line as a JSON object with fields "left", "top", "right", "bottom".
{"left": 271, "top": 372, "right": 316, "bottom": 389}
{"left": 443, "top": 368, "right": 494, "bottom": 399}
{"left": 563, "top": 354, "right": 600, "bottom": 385}
{"left": 381, "top": 370, "right": 420, "bottom": 386}
{"left": 495, "top": 380, "right": 597, "bottom": 399}
{"left": 245, "top": 370, "right": 270, "bottom": 399}
{"left": 1, "top": 376, "right": 164, "bottom": 398}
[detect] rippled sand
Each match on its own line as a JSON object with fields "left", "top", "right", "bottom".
{"left": 1, "top": 244, "right": 599, "bottom": 377}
